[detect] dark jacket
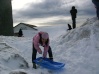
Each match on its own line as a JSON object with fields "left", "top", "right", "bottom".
{"left": 18, "top": 29, "right": 23, "bottom": 37}
{"left": 92, "top": 0, "right": 99, "bottom": 8}
{"left": 70, "top": 6, "right": 77, "bottom": 18}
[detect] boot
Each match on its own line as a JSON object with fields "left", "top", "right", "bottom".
{"left": 49, "top": 57, "right": 53, "bottom": 61}
{"left": 33, "top": 63, "right": 37, "bottom": 69}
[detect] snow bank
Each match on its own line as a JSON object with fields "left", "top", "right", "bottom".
{"left": 9, "top": 69, "right": 27, "bottom": 74}
{"left": 53, "top": 17, "right": 99, "bottom": 74}
{"left": 0, "top": 17, "right": 99, "bottom": 74}
{"left": 0, "top": 42, "right": 29, "bottom": 73}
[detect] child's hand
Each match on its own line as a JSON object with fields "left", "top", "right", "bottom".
{"left": 39, "top": 50, "right": 42, "bottom": 54}
{"left": 38, "top": 49, "right": 42, "bottom": 54}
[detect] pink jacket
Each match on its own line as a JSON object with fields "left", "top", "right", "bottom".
{"left": 33, "top": 32, "right": 49, "bottom": 58}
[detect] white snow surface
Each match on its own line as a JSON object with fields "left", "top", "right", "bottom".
{"left": 0, "top": 17, "right": 99, "bottom": 74}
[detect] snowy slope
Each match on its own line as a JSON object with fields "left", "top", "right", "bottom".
{"left": 0, "top": 42, "right": 29, "bottom": 74}
{"left": 0, "top": 17, "right": 99, "bottom": 74}
{"left": 52, "top": 17, "right": 99, "bottom": 74}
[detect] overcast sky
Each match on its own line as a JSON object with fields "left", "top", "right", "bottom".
{"left": 12, "top": 0, "right": 96, "bottom": 27}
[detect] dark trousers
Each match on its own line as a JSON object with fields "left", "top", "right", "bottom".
{"left": 32, "top": 44, "right": 53, "bottom": 63}
{"left": 72, "top": 18, "right": 76, "bottom": 29}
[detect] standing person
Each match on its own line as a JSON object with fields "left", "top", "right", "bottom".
{"left": 18, "top": 29, "right": 23, "bottom": 37}
{"left": 92, "top": 0, "right": 99, "bottom": 19}
{"left": 32, "top": 31, "right": 53, "bottom": 69}
{"left": 70, "top": 6, "right": 77, "bottom": 29}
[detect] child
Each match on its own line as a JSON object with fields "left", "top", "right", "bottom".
{"left": 67, "top": 24, "right": 72, "bottom": 30}
{"left": 32, "top": 31, "right": 53, "bottom": 69}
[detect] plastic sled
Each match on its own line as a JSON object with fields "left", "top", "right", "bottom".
{"left": 33, "top": 57, "right": 65, "bottom": 70}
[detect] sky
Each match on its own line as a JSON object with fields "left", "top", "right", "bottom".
{"left": 12, "top": 0, "right": 96, "bottom": 27}
{"left": 0, "top": 17, "right": 99, "bottom": 74}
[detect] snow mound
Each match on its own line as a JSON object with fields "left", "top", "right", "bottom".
{"left": 53, "top": 17, "right": 99, "bottom": 74}
{"left": 0, "top": 17, "right": 99, "bottom": 74}
{"left": 0, "top": 43, "right": 29, "bottom": 72}
{"left": 9, "top": 69, "right": 27, "bottom": 74}
{"left": 56, "top": 17, "right": 99, "bottom": 49}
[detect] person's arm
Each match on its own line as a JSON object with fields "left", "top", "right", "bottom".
{"left": 43, "top": 46, "right": 49, "bottom": 58}
{"left": 76, "top": 9, "right": 77, "bottom": 13}
{"left": 43, "top": 39, "right": 50, "bottom": 58}
{"left": 33, "top": 34, "right": 42, "bottom": 54}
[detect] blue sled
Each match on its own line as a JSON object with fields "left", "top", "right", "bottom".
{"left": 33, "top": 57, "right": 65, "bottom": 70}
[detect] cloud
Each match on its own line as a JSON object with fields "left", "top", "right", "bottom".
{"left": 14, "top": 0, "right": 65, "bottom": 18}
{"left": 40, "top": 19, "right": 67, "bottom": 26}
{"left": 13, "top": 0, "right": 95, "bottom": 26}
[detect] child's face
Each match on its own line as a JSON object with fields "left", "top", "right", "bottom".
{"left": 42, "top": 38, "right": 47, "bottom": 43}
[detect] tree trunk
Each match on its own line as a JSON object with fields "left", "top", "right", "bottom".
{"left": 0, "top": 0, "right": 14, "bottom": 36}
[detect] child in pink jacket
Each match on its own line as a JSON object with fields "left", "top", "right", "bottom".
{"left": 32, "top": 31, "right": 53, "bottom": 69}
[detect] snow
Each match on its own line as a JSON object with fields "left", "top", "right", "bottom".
{"left": 0, "top": 17, "right": 99, "bottom": 74}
